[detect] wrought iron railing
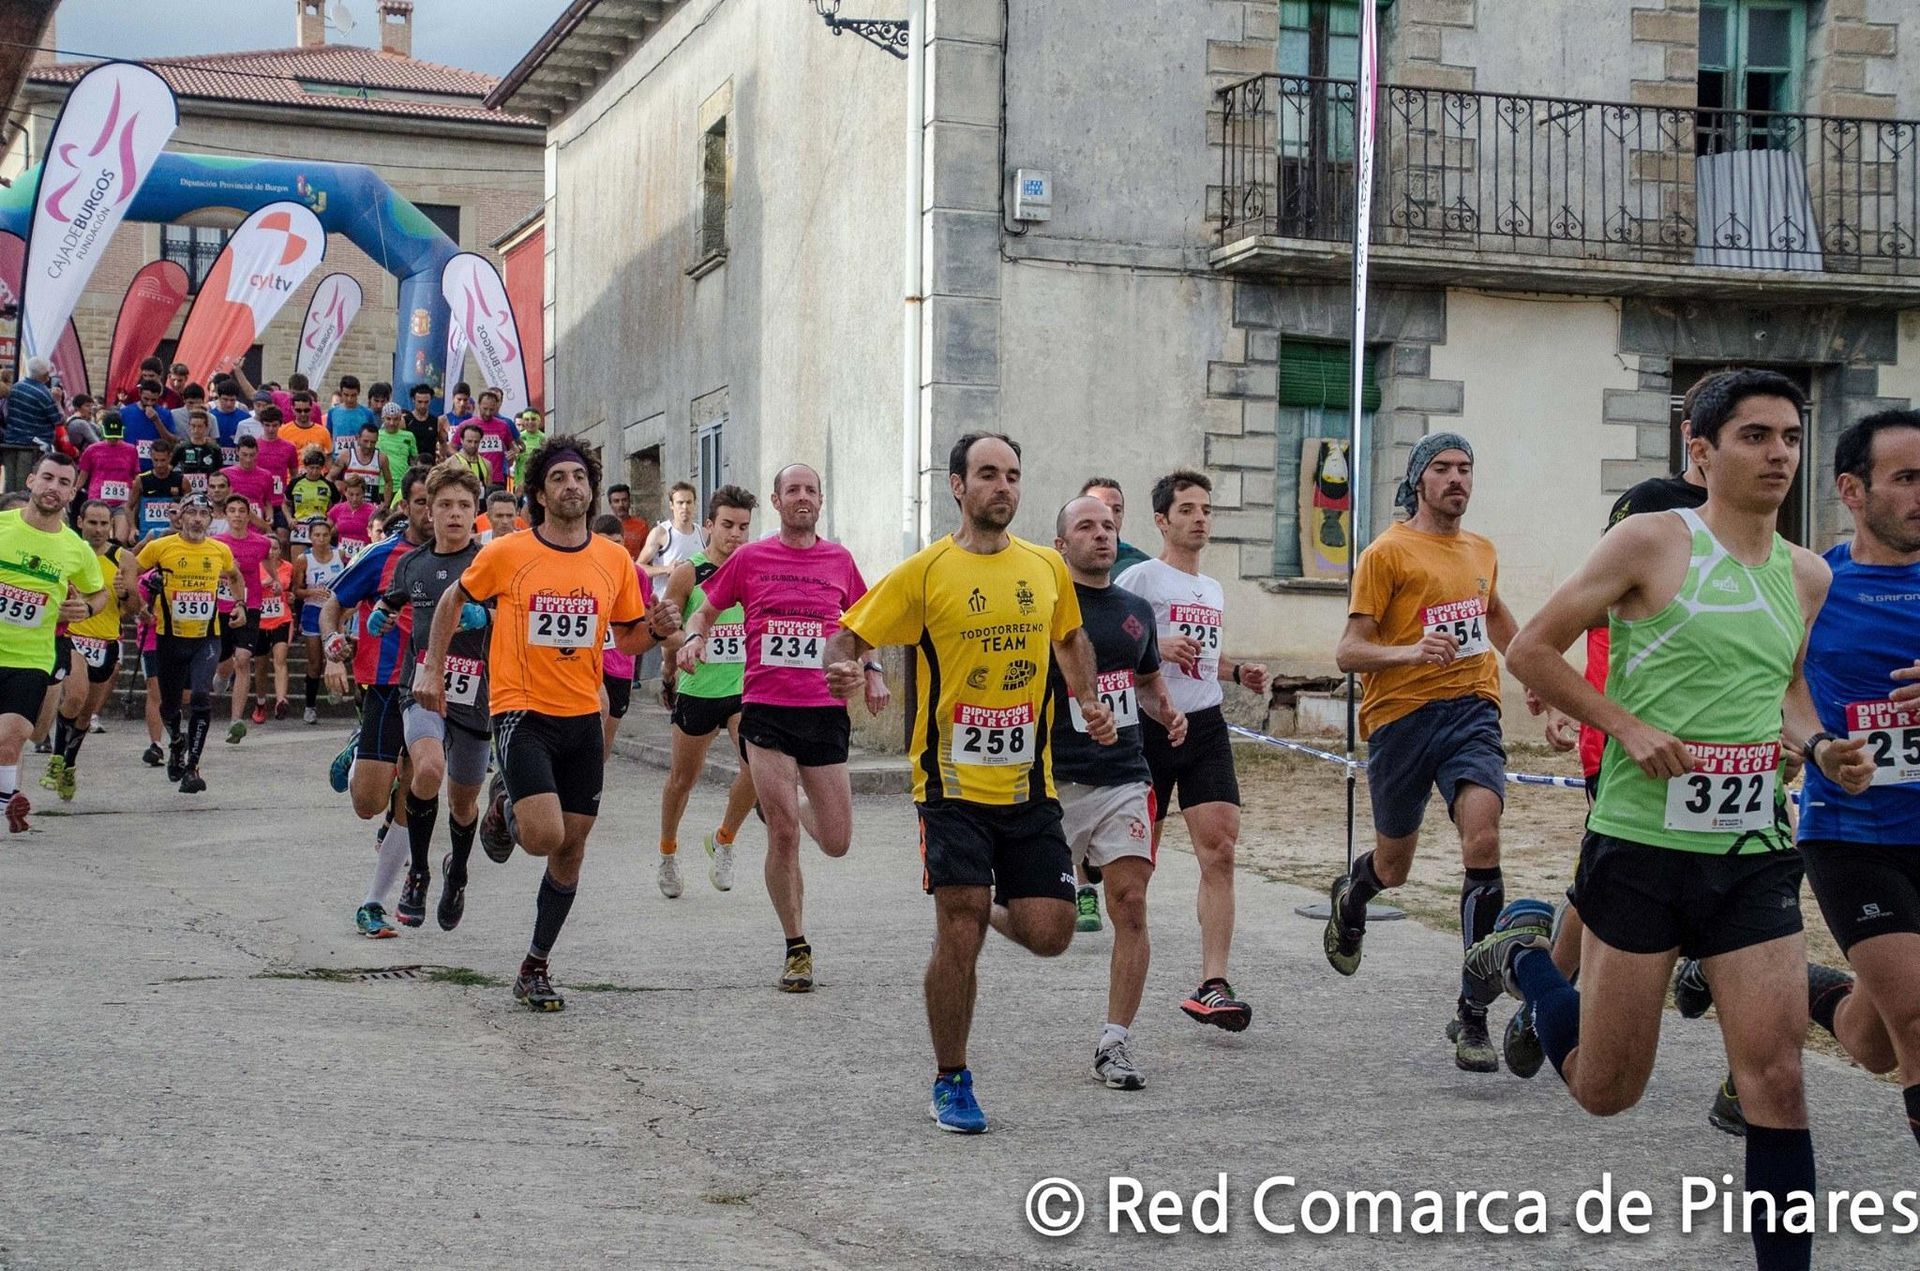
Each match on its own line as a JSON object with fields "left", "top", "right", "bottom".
{"left": 1216, "top": 74, "right": 1919, "bottom": 277}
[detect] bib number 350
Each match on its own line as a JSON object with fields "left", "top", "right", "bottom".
{"left": 1663, "top": 741, "right": 1778, "bottom": 833}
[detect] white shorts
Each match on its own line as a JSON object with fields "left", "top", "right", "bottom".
{"left": 1058, "top": 780, "right": 1156, "bottom": 870}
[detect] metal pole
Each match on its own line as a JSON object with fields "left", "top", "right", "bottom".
{"left": 899, "top": 0, "right": 927, "bottom": 561}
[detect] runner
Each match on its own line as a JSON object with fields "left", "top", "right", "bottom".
{"left": 452, "top": 424, "right": 491, "bottom": 489}
{"left": 1050, "top": 494, "right": 1185, "bottom": 1090}
{"left": 480, "top": 490, "right": 521, "bottom": 543}
{"left": 608, "top": 484, "right": 650, "bottom": 558}
{"left": 222, "top": 436, "right": 276, "bottom": 532}
{"left": 376, "top": 404, "right": 420, "bottom": 503}
{"left": 1116, "top": 471, "right": 1270, "bottom": 1034}
{"left": 680, "top": 463, "right": 873, "bottom": 991}
{"left": 250, "top": 540, "right": 294, "bottom": 723}
{"left": 254, "top": 407, "right": 299, "bottom": 551}
{"left": 510, "top": 410, "right": 547, "bottom": 495}
{"left": 469, "top": 390, "right": 520, "bottom": 490}
{"left": 174, "top": 412, "right": 222, "bottom": 497}
{"left": 1321, "top": 435, "right": 1516, "bottom": 1072}
{"left": 657, "top": 484, "right": 758, "bottom": 897}
{"left": 285, "top": 448, "right": 338, "bottom": 554}
{"left": 1463, "top": 370, "right": 1858, "bottom": 1271}
{"left": 75, "top": 415, "right": 140, "bottom": 542}
{"left": 133, "top": 438, "right": 187, "bottom": 546}
{"left": 328, "top": 475, "right": 376, "bottom": 560}
{"left": 326, "top": 375, "right": 374, "bottom": 460}
{"left": 294, "top": 518, "right": 346, "bottom": 724}
{"left": 214, "top": 494, "right": 271, "bottom": 744}
{"left": 135, "top": 492, "right": 245, "bottom": 795}
{"left": 42, "top": 500, "right": 132, "bottom": 802}
{"left": 1079, "top": 477, "right": 1150, "bottom": 571}
{"left": 825, "top": 433, "right": 1112, "bottom": 1134}
{"left": 280, "top": 392, "right": 332, "bottom": 462}
{"left": 118, "top": 378, "right": 175, "bottom": 465}
{"left": 332, "top": 425, "right": 391, "bottom": 503}
{"left": 416, "top": 438, "right": 676, "bottom": 1008}
{"left": 403, "top": 384, "right": 444, "bottom": 464}
{"left": 639, "top": 481, "right": 705, "bottom": 581}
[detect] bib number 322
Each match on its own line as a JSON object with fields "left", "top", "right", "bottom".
{"left": 1663, "top": 741, "right": 1778, "bottom": 833}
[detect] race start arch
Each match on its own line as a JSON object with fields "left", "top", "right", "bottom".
{"left": 0, "top": 150, "right": 463, "bottom": 395}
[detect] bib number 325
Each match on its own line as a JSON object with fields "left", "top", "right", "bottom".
{"left": 1664, "top": 741, "right": 1778, "bottom": 833}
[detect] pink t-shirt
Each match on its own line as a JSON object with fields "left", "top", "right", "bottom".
{"left": 600, "top": 565, "right": 655, "bottom": 680}
{"left": 78, "top": 440, "right": 141, "bottom": 505}
{"left": 700, "top": 535, "right": 867, "bottom": 709}
{"left": 474, "top": 415, "right": 517, "bottom": 485}
{"left": 215, "top": 529, "right": 272, "bottom": 608}
{"left": 328, "top": 500, "right": 374, "bottom": 553}
{"left": 222, "top": 464, "right": 276, "bottom": 521}
{"left": 256, "top": 438, "right": 299, "bottom": 505}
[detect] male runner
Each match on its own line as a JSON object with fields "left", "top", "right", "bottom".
{"left": 417, "top": 438, "right": 676, "bottom": 1009}
{"left": 76, "top": 415, "right": 140, "bottom": 541}
{"left": 1464, "top": 370, "right": 1865, "bottom": 1271}
{"left": 1321, "top": 434, "right": 1517, "bottom": 1072}
{"left": 681, "top": 463, "right": 876, "bottom": 992}
{"left": 1080, "top": 477, "right": 1150, "bottom": 572}
{"left": 404, "top": 384, "right": 444, "bottom": 463}
{"left": 658, "top": 484, "right": 758, "bottom": 896}
{"left": 639, "top": 482, "right": 705, "bottom": 581}
{"left": 609, "top": 484, "right": 650, "bottom": 559}
{"left": 175, "top": 412, "right": 222, "bottom": 496}
{"left": 1116, "top": 471, "right": 1270, "bottom": 1032}
{"left": 215, "top": 493, "right": 271, "bottom": 744}
{"left": 468, "top": 390, "right": 519, "bottom": 490}
{"left": 133, "top": 438, "right": 187, "bottom": 545}
{"left": 44, "top": 501, "right": 136, "bottom": 800}
{"left": 826, "top": 433, "right": 1111, "bottom": 1134}
{"left": 0, "top": 455, "right": 107, "bottom": 830}
{"left": 293, "top": 518, "right": 346, "bottom": 723}
{"left": 136, "top": 493, "right": 244, "bottom": 794}
{"left": 1052, "top": 494, "right": 1184, "bottom": 1089}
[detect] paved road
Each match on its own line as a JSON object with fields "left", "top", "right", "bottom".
{"left": 4, "top": 726, "right": 1913, "bottom": 1269}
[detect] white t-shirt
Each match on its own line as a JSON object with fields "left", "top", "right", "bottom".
{"left": 1115, "top": 557, "right": 1226, "bottom": 716}
{"left": 234, "top": 416, "right": 265, "bottom": 442}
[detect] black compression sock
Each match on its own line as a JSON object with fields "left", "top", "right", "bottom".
{"left": 1905, "top": 1085, "right": 1920, "bottom": 1149}
{"left": 786, "top": 935, "right": 809, "bottom": 954}
{"left": 62, "top": 723, "right": 86, "bottom": 768}
{"left": 51, "top": 715, "right": 71, "bottom": 761}
{"left": 529, "top": 871, "right": 577, "bottom": 961}
{"left": 404, "top": 792, "right": 440, "bottom": 877}
{"left": 305, "top": 675, "right": 320, "bottom": 708}
{"left": 1744, "top": 1124, "right": 1814, "bottom": 1271}
{"left": 1809, "top": 976, "right": 1850, "bottom": 1037}
{"left": 448, "top": 816, "right": 477, "bottom": 877}
{"left": 1341, "top": 851, "right": 1384, "bottom": 928}
{"left": 1459, "top": 866, "right": 1505, "bottom": 1005}
{"left": 186, "top": 708, "right": 212, "bottom": 767}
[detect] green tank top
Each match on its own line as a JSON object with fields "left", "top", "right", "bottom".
{"left": 1588, "top": 508, "right": 1801, "bottom": 854}
{"left": 680, "top": 552, "right": 745, "bottom": 699}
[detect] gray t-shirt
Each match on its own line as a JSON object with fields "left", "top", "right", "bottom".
{"left": 384, "top": 541, "right": 491, "bottom": 733}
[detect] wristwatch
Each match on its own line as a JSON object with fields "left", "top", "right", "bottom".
{"left": 1803, "top": 731, "right": 1839, "bottom": 767}
{"left": 863, "top": 661, "right": 884, "bottom": 674}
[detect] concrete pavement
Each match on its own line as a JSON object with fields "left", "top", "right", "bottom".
{"left": 3, "top": 724, "right": 1914, "bottom": 1269}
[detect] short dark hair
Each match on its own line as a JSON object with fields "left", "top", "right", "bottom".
{"left": 452, "top": 381, "right": 472, "bottom": 397}
{"left": 212, "top": 377, "right": 238, "bottom": 397}
{"left": 148, "top": 436, "right": 175, "bottom": 458}
{"left": 224, "top": 493, "right": 251, "bottom": 513}
{"left": 288, "top": 373, "right": 310, "bottom": 392}
{"left": 137, "top": 378, "right": 162, "bottom": 397}
{"left": 591, "top": 514, "right": 624, "bottom": 537}
{"left": 139, "top": 356, "right": 165, "bottom": 374}
{"left": 1836, "top": 409, "right": 1920, "bottom": 488}
{"left": 183, "top": 382, "right": 205, "bottom": 400}
{"left": 256, "top": 405, "right": 282, "bottom": 425}
{"left": 1080, "top": 476, "right": 1122, "bottom": 497}
{"left": 409, "top": 383, "right": 433, "bottom": 399}
{"left": 948, "top": 431, "right": 1020, "bottom": 479}
{"left": 359, "top": 423, "right": 379, "bottom": 436}
{"left": 524, "top": 434, "right": 600, "bottom": 527}
{"left": 70, "top": 394, "right": 93, "bottom": 411}
{"left": 237, "top": 435, "right": 259, "bottom": 450}
{"left": 78, "top": 498, "right": 114, "bottom": 521}
{"left": 607, "top": 483, "right": 631, "bottom": 497}
{"left": 292, "top": 390, "right": 314, "bottom": 406}
{"left": 1688, "top": 369, "right": 1806, "bottom": 446}
{"left": 339, "top": 375, "right": 361, "bottom": 391}
{"left": 487, "top": 489, "right": 519, "bottom": 510}
{"left": 670, "top": 480, "right": 697, "bottom": 498}
{"left": 31, "top": 451, "right": 78, "bottom": 477}
{"left": 1151, "top": 468, "right": 1212, "bottom": 517}
{"left": 399, "top": 464, "right": 433, "bottom": 504}
{"left": 707, "top": 484, "right": 757, "bottom": 519}
{"left": 460, "top": 423, "right": 483, "bottom": 441}
{"left": 369, "top": 381, "right": 392, "bottom": 399}
{"left": 1680, "top": 369, "right": 1739, "bottom": 422}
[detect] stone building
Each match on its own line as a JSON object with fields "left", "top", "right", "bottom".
{"left": 5, "top": 0, "right": 542, "bottom": 400}
{"left": 492, "top": 0, "right": 1920, "bottom": 697}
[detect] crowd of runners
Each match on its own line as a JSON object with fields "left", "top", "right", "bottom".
{"left": 4, "top": 356, "right": 1916, "bottom": 1270}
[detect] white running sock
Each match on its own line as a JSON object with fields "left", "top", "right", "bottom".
{"left": 0, "top": 763, "right": 16, "bottom": 797}
{"left": 1100, "top": 1023, "right": 1130, "bottom": 1048}
{"left": 364, "top": 825, "right": 409, "bottom": 908}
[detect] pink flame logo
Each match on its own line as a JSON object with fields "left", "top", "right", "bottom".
{"left": 44, "top": 81, "right": 147, "bottom": 224}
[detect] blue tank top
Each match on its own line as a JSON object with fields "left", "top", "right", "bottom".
{"left": 1798, "top": 542, "right": 1920, "bottom": 844}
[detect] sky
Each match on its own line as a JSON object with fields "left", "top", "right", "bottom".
{"left": 51, "top": 0, "right": 574, "bottom": 78}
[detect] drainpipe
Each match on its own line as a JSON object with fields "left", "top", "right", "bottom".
{"left": 900, "top": 0, "right": 927, "bottom": 560}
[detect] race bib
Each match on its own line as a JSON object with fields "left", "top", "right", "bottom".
{"left": 290, "top": 522, "right": 312, "bottom": 546}
{"left": 262, "top": 596, "right": 285, "bottom": 621}
{"left": 422, "top": 654, "right": 485, "bottom": 706}
{"left": 0, "top": 583, "right": 48, "bottom": 628}
{"left": 761, "top": 619, "right": 824, "bottom": 669}
{"left": 99, "top": 480, "right": 131, "bottom": 503}
{"left": 272, "top": 475, "right": 285, "bottom": 497}
{"left": 184, "top": 472, "right": 208, "bottom": 494}
{"left": 1422, "top": 597, "right": 1492, "bottom": 659}
{"left": 1167, "top": 602, "right": 1222, "bottom": 676}
{"left": 529, "top": 594, "right": 597, "bottom": 648}
{"left": 338, "top": 540, "right": 363, "bottom": 563}
{"left": 171, "top": 590, "right": 216, "bottom": 623}
{"left": 708, "top": 622, "right": 747, "bottom": 664}
{"left": 217, "top": 579, "right": 236, "bottom": 604}
{"left": 1664, "top": 741, "right": 1779, "bottom": 833}
{"left": 1846, "top": 701, "right": 1920, "bottom": 787}
{"left": 1069, "top": 669, "right": 1138, "bottom": 733}
{"left": 479, "top": 434, "right": 504, "bottom": 455}
{"left": 140, "top": 500, "right": 179, "bottom": 534}
{"left": 71, "top": 634, "right": 112, "bottom": 668}
{"left": 953, "top": 702, "right": 1036, "bottom": 766}
{"left": 136, "top": 439, "right": 154, "bottom": 460}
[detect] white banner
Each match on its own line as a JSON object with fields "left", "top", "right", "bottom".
{"left": 294, "top": 272, "right": 363, "bottom": 383}
{"left": 173, "top": 201, "right": 327, "bottom": 383}
{"left": 19, "top": 61, "right": 178, "bottom": 369}
{"left": 440, "top": 252, "right": 529, "bottom": 416}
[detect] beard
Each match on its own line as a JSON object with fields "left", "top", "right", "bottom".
{"left": 1864, "top": 491, "right": 1920, "bottom": 555}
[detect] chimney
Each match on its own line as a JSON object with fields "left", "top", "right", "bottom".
{"left": 378, "top": 0, "right": 413, "bottom": 58}
{"left": 296, "top": 0, "right": 325, "bottom": 48}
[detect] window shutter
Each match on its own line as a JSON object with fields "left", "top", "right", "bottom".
{"left": 1278, "top": 341, "right": 1380, "bottom": 411}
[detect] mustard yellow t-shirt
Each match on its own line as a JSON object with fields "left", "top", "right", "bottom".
{"left": 840, "top": 534, "right": 1081, "bottom": 806}
{"left": 136, "top": 534, "right": 236, "bottom": 641}
{"left": 1350, "top": 520, "right": 1502, "bottom": 737}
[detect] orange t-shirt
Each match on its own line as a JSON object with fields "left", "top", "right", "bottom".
{"left": 260, "top": 560, "right": 294, "bottom": 629}
{"left": 279, "top": 421, "right": 333, "bottom": 460}
{"left": 460, "top": 529, "right": 646, "bottom": 716}
{"left": 1349, "top": 520, "right": 1502, "bottom": 738}
{"left": 620, "top": 516, "right": 650, "bottom": 559}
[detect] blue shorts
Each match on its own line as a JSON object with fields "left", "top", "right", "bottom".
{"left": 1364, "top": 694, "right": 1506, "bottom": 839}
{"left": 299, "top": 604, "right": 323, "bottom": 638}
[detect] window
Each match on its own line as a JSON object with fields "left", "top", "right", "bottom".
{"left": 1276, "top": 2, "right": 1373, "bottom": 238}
{"left": 695, "top": 415, "right": 726, "bottom": 514}
{"left": 1697, "top": 1, "right": 1806, "bottom": 153}
{"left": 698, "top": 117, "right": 729, "bottom": 261}
{"left": 415, "top": 202, "right": 462, "bottom": 244}
{"left": 1273, "top": 341, "right": 1378, "bottom": 578}
{"left": 161, "top": 224, "right": 231, "bottom": 289}
{"left": 1668, "top": 362, "right": 1812, "bottom": 545}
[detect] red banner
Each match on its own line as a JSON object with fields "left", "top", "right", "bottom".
{"left": 105, "top": 260, "right": 190, "bottom": 404}
{"left": 0, "top": 231, "right": 91, "bottom": 396}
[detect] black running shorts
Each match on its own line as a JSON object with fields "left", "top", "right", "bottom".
{"left": 918, "top": 797, "right": 1076, "bottom": 906}
{"left": 673, "top": 691, "right": 741, "bottom": 740}
{"left": 81, "top": 638, "right": 121, "bottom": 685}
{"left": 1141, "top": 704, "right": 1239, "bottom": 820}
{"left": 0, "top": 665, "right": 53, "bottom": 721}
{"left": 356, "top": 683, "right": 408, "bottom": 765}
{"left": 1572, "top": 830, "right": 1803, "bottom": 960}
{"left": 739, "top": 702, "right": 849, "bottom": 768}
{"left": 495, "top": 710, "right": 605, "bottom": 817}
{"left": 602, "top": 671, "right": 632, "bottom": 720}
{"left": 1801, "top": 839, "right": 1920, "bottom": 955}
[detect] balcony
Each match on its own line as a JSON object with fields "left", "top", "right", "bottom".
{"left": 1213, "top": 74, "right": 1920, "bottom": 304}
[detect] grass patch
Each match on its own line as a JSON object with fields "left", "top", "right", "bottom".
{"left": 158, "top": 974, "right": 225, "bottom": 984}
{"left": 426, "top": 966, "right": 505, "bottom": 988}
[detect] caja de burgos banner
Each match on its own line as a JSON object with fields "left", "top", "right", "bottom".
{"left": 17, "top": 61, "right": 178, "bottom": 372}
{"left": 441, "top": 253, "right": 529, "bottom": 417}
{"left": 295, "top": 272, "right": 363, "bottom": 385}
{"left": 173, "top": 201, "right": 327, "bottom": 385}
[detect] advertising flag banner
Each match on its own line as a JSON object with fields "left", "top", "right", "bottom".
{"left": 440, "top": 253, "right": 528, "bottom": 416}
{"left": 0, "top": 232, "right": 90, "bottom": 396}
{"left": 294, "top": 272, "right": 363, "bottom": 384}
{"left": 173, "top": 201, "right": 326, "bottom": 384}
{"left": 105, "top": 259, "right": 191, "bottom": 402}
{"left": 17, "top": 61, "right": 178, "bottom": 373}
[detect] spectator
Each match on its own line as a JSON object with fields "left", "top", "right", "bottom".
{"left": 162, "top": 361, "right": 190, "bottom": 410}
{"left": 3, "top": 357, "right": 62, "bottom": 448}
{"left": 279, "top": 391, "right": 332, "bottom": 459}
{"left": 170, "top": 381, "right": 206, "bottom": 440}
{"left": 63, "top": 395, "right": 102, "bottom": 452}
{"left": 235, "top": 392, "right": 275, "bottom": 441}
{"left": 207, "top": 379, "right": 253, "bottom": 451}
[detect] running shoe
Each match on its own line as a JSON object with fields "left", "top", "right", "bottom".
{"left": 513, "top": 961, "right": 565, "bottom": 1012}
{"left": 396, "top": 869, "right": 430, "bottom": 927}
{"left": 274, "top": 698, "right": 289, "bottom": 721}
{"left": 328, "top": 730, "right": 357, "bottom": 794}
{"left": 780, "top": 946, "right": 815, "bottom": 993}
{"left": 1672, "top": 958, "right": 1713, "bottom": 1019}
{"left": 4, "top": 792, "right": 30, "bottom": 834}
{"left": 1503, "top": 1004, "right": 1545, "bottom": 1079}
{"left": 1708, "top": 1074, "right": 1747, "bottom": 1137}
{"left": 178, "top": 768, "right": 206, "bottom": 795}
{"left": 1807, "top": 963, "right": 1855, "bottom": 1037}
{"left": 1092, "top": 1038, "right": 1146, "bottom": 1090}
{"left": 90, "top": 720, "right": 105, "bottom": 734}
{"left": 32, "top": 738, "right": 49, "bottom": 755}
{"left": 355, "top": 902, "right": 398, "bottom": 939}
{"left": 141, "top": 742, "right": 164, "bottom": 767}
{"left": 39, "top": 756, "right": 63, "bottom": 792}
{"left": 1462, "top": 898, "right": 1555, "bottom": 1006}
{"left": 706, "top": 832, "right": 734, "bottom": 891}
{"left": 479, "top": 771, "right": 514, "bottom": 863}
{"left": 1323, "top": 873, "right": 1365, "bottom": 976}
{"left": 1180, "top": 979, "right": 1252, "bottom": 1032}
{"left": 929, "top": 1068, "right": 988, "bottom": 1134}
{"left": 436, "top": 853, "right": 466, "bottom": 932}
{"left": 1074, "top": 885, "right": 1102, "bottom": 933}
{"left": 55, "top": 761, "right": 76, "bottom": 803}
{"left": 1447, "top": 1008, "right": 1499, "bottom": 1074}
{"left": 658, "top": 852, "right": 684, "bottom": 899}
{"left": 166, "top": 740, "right": 187, "bottom": 783}
{"left": 226, "top": 721, "right": 247, "bottom": 745}
{"left": 250, "top": 704, "right": 267, "bottom": 726}
{"left": 302, "top": 706, "right": 318, "bottom": 725}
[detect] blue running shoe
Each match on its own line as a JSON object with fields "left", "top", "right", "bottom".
{"left": 929, "top": 1069, "right": 988, "bottom": 1134}
{"left": 355, "top": 902, "right": 398, "bottom": 939}
{"left": 329, "top": 728, "right": 358, "bottom": 794}
{"left": 1462, "top": 898, "right": 1555, "bottom": 1007}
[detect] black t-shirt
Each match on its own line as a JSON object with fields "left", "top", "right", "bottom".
{"left": 1048, "top": 581, "right": 1160, "bottom": 787}
{"left": 1606, "top": 473, "right": 1706, "bottom": 531}
{"left": 137, "top": 470, "right": 187, "bottom": 501}
{"left": 405, "top": 411, "right": 440, "bottom": 463}
{"left": 176, "top": 441, "right": 223, "bottom": 476}
{"left": 384, "top": 542, "right": 490, "bottom": 732}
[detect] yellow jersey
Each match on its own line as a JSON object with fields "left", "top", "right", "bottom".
{"left": 68, "top": 544, "right": 126, "bottom": 640}
{"left": 136, "top": 534, "right": 236, "bottom": 640}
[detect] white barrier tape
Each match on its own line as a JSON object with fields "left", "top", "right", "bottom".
{"left": 1228, "top": 724, "right": 1587, "bottom": 792}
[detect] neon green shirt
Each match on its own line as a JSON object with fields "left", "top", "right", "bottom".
{"left": 375, "top": 428, "right": 419, "bottom": 503}
{"left": 0, "top": 510, "right": 105, "bottom": 671}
